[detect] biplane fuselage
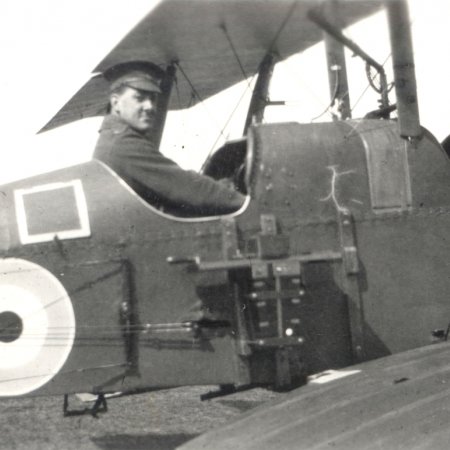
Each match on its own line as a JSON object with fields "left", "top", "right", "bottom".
{"left": 1, "top": 114, "right": 450, "bottom": 397}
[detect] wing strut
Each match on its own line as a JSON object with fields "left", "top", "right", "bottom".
{"left": 243, "top": 54, "right": 276, "bottom": 134}
{"left": 308, "top": 8, "right": 390, "bottom": 112}
{"left": 153, "top": 63, "right": 177, "bottom": 150}
{"left": 386, "top": 0, "right": 421, "bottom": 141}
{"left": 323, "top": 1, "right": 351, "bottom": 120}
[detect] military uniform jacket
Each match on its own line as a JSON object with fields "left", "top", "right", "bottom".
{"left": 93, "top": 115, "right": 246, "bottom": 216}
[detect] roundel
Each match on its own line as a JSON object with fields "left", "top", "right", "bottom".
{"left": 0, "top": 258, "right": 75, "bottom": 396}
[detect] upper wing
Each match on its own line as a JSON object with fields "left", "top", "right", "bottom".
{"left": 40, "top": 0, "right": 382, "bottom": 133}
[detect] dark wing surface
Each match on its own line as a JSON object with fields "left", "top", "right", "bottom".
{"left": 41, "top": 0, "right": 382, "bottom": 132}
{"left": 178, "top": 342, "right": 450, "bottom": 450}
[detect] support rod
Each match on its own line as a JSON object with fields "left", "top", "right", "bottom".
{"left": 308, "top": 9, "right": 384, "bottom": 73}
{"left": 308, "top": 8, "right": 389, "bottom": 109}
{"left": 153, "top": 63, "right": 177, "bottom": 149}
{"left": 386, "top": 0, "right": 421, "bottom": 140}
{"left": 323, "top": 0, "right": 351, "bottom": 120}
{"left": 244, "top": 53, "right": 275, "bottom": 134}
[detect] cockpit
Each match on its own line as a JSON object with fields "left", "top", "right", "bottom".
{"left": 202, "top": 137, "right": 253, "bottom": 196}
{"left": 98, "top": 135, "right": 255, "bottom": 221}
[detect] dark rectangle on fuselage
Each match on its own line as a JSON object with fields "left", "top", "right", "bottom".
{"left": 22, "top": 186, "right": 81, "bottom": 235}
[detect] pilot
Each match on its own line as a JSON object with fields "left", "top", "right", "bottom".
{"left": 93, "top": 61, "right": 246, "bottom": 217}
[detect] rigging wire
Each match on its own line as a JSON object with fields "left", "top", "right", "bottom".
{"left": 201, "top": 0, "right": 300, "bottom": 168}
{"left": 309, "top": 51, "right": 392, "bottom": 124}
{"left": 172, "top": 1, "right": 301, "bottom": 171}
{"left": 198, "top": 22, "right": 260, "bottom": 170}
{"left": 200, "top": 77, "right": 257, "bottom": 172}
{"left": 342, "top": 53, "right": 394, "bottom": 140}
{"left": 174, "top": 71, "right": 183, "bottom": 109}
{"left": 0, "top": 363, "right": 130, "bottom": 386}
{"left": 310, "top": 67, "right": 340, "bottom": 122}
{"left": 277, "top": 60, "right": 331, "bottom": 113}
{"left": 350, "top": 53, "right": 392, "bottom": 113}
{"left": 220, "top": 23, "right": 251, "bottom": 86}
{"left": 344, "top": 10, "right": 416, "bottom": 116}
{"left": 174, "top": 61, "right": 205, "bottom": 106}
{"left": 267, "top": 0, "right": 300, "bottom": 54}
{"left": 174, "top": 61, "right": 229, "bottom": 145}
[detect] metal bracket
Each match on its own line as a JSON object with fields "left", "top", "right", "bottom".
{"left": 338, "top": 209, "right": 365, "bottom": 362}
{"left": 246, "top": 214, "right": 290, "bottom": 259}
{"left": 273, "top": 260, "right": 301, "bottom": 338}
{"left": 246, "top": 337, "right": 304, "bottom": 347}
{"left": 273, "top": 260, "right": 301, "bottom": 278}
{"left": 119, "top": 259, "right": 138, "bottom": 374}
{"left": 63, "top": 393, "right": 108, "bottom": 418}
{"left": 260, "top": 214, "right": 277, "bottom": 235}
{"left": 274, "top": 347, "right": 292, "bottom": 390}
{"left": 251, "top": 261, "right": 270, "bottom": 280}
{"left": 221, "top": 217, "right": 240, "bottom": 260}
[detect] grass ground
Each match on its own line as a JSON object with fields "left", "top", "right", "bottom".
{"left": 0, "top": 386, "right": 281, "bottom": 450}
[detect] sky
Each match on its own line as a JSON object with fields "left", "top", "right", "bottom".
{"left": 0, "top": 0, "right": 449, "bottom": 184}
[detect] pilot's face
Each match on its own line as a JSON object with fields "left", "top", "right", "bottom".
{"left": 111, "top": 86, "right": 158, "bottom": 132}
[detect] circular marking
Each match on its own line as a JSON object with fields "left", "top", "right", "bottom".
{"left": 0, "top": 258, "right": 75, "bottom": 396}
{"left": 0, "top": 311, "right": 23, "bottom": 343}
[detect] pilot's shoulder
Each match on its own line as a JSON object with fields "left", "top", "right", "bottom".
{"left": 99, "top": 115, "right": 129, "bottom": 135}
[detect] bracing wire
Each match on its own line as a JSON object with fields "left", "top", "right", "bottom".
{"left": 201, "top": 0, "right": 300, "bottom": 166}
{"left": 309, "top": 52, "right": 393, "bottom": 124}
{"left": 172, "top": 1, "right": 301, "bottom": 172}
{"left": 310, "top": 68, "right": 340, "bottom": 122}
{"left": 174, "top": 71, "right": 182, "bottom": 109}
{"left": 200, "top": 76, "right": 257, "bottom": 172}
{"left": 220, "top": 23, "right": 251, "bottom": 86}
{"left": 198, "top": 21, "right": 260, "bottom": 170}
{"left": 0, "top": 363, "right": 129, "bottom": 386}
{"left": 174, "top": 61, "right": 205, "bottom": 107}
{"left": 350, "top": 53, "right": 392, "bottom": 113}
{"left": 349, "top": 9, "right": 417, "bottom": 115}
{"left": 267, "top": 0, "right": 300, "bottom": 54}
{"left": 174, "top": 61, "right": 229, "bottom": 145}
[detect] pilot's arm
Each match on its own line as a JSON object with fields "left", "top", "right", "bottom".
{"left": 95, "top": 122, "right": 246, "bottom": 216}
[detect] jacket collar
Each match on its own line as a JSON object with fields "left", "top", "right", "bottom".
{"left": 99, "top": 114, "right": 157, "bottom": 143}
{"left": 99, "top": 114, "right": 129, "bottom": 134}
